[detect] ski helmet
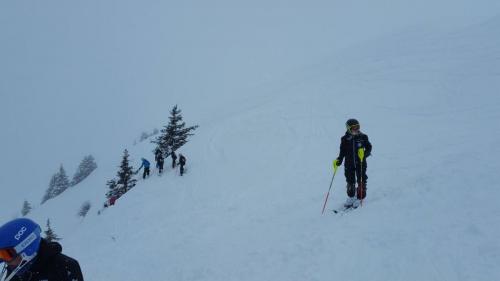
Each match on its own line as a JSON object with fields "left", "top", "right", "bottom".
{"left": 345, "top": 118, "right": 360, "bottom": 134}
{"left": 0, "top": 218, "right": 42, "bottom": 279}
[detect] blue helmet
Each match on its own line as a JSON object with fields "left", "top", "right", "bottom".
{"left": 0, "top": 218, "right": 42, "bottom": 279}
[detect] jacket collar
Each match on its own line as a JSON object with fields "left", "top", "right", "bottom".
{"left": 29, "top": 239, "right": 62, "bottom": 273}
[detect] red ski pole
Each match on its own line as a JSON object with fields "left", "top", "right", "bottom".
{"left": 322, "top": 160, "right": 339, "bottom": 214}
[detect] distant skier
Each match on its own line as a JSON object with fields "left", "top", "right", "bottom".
{"left": 108, "top": 195, "right": 117, "bottom": 206}
{"left": 103, "top": 195, "right": 117, "bottom": 208}
{"left": 137, "top": 158, "right": 151, "bottom": 179}
{"left": 334, "top": 118, "right": 372, "bottom": 208}
{"left": 154, "top": 148, "right": 164, "bottom": 174}
{"left": 171, "top": 151, "right": 177, "bottom": 169}
{"left": 157, "top": 154, "right": 164, "bottom": 174}
{"left": 0, "top": 218, "right": 84, "bottom": 281}
{"left": 179, "top": 154, "right": 186, "bottom": 176}
{"left": 154, "top": 148, "right": 162, "bottom": 167}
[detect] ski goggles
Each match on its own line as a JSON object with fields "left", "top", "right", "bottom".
{"left": 0, "top": 248, "right": 17, "bottom": 263}
{"left": 348, "top": 124, "right": 360, "bottom": 131}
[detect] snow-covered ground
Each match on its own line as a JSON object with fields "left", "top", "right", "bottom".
{"left": 1, "top": 1, "right": 500, "bottom": 281}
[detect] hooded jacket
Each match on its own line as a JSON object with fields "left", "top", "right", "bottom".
{"left": 139, "top": 159, "right": 150, "bottom": 169}
{"left": 10, "top": 239, "right": 83, "bottom": 281}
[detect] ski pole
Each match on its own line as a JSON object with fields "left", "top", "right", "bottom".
{"left": 357, "top": 148, "right": 365, "bottom": 207}
{"left": 322, "top": 160, "right": 339, "bottom": 214}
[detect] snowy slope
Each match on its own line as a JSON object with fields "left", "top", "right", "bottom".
{"left": 3, "top": 0, "right": 500, "bottom": 212}
{"left": 10, "top": 14, "right": 499, "bottom": 281}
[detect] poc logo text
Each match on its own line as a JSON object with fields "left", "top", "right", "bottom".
{"left": 15, "top": 226, "right": 27, "bottom": 240}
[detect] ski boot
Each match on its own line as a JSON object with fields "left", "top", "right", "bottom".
{"left": 344, "top": 196, "right": 356, "bottom": 208}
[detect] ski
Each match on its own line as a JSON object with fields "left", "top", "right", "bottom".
{"left": 332, "top": 205, "right": 358, "bottom": 214}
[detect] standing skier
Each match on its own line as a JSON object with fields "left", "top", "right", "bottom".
{"left": 157, "top": 154, "right": 164, "bottom": 174}
{"left": 154, "top": 148, "right": 162, "bottom": 168}
{"left": 0, "top": 218, "right": 84, "bottom": 281}
{"left": 154, "top": 148, "right": 164, "bottom": 174}
{"left": 179, "top": 154, "right": 186, "bottom": 176}
{"left": 334, "top": 118, "right": 372, "bottom": 208}
{"left": 137, "top": 158, "right": 151, "bottom": 179}
{"left": 170, "top": 151, "right": 177, "bottom": 169}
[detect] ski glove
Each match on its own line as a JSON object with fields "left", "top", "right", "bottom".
{"left": 334, "top": 158, "right": 342, "bottom": 167}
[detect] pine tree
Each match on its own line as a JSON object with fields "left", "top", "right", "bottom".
{"left": 153, "top": 105, "right": 199, "bottom": 156}
{"left": 71, "top": 155, "right": 98, "bottom": 186}
{"left": 44, "top": 219, "right": 61, "bottom": 242}
{"left": 116, "top": 149, "right": 137, "bottom": 195}
{"left": 106, "top": 179, "right": 119, "bottom": 199}
{"left": 139, "top": 131, "right": 149, "bottom": 142}
{"left": 78, "top": 201, "right": 91, "bottom": 217}
{"left": 41, "top": 174, "right": 58, "bottom": 204}
{"left": 53, "top": 165, "right": 70, "bottom": 196}
{"left": 21, "top": 200, "right": 32, "bottom": 216}
{"left": 41, "top": 165, "right": 70, "bottom": 204}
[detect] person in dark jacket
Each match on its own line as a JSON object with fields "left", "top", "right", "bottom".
{"left": 179, "top": 154, "right": 186, "bottom": 176}
{"left": 334, "top": 118, "right": 372, "bottom": 208}
{"left": 154, "top": 148, "right": 162, "bottom": 167}
{"left": 0, "top": 218, "right": 84, "bottom": 281}
{"left": 154, "top": 148, "right": 164, "bottom": 174}
{"left": 157, "top": 154, "right": 164, "bottom": 174}
{"left": 137, "top": 158, "right": 151, "bottom": 179}
{"left": 170, "top": 151, "right": 177, "bottom": 169}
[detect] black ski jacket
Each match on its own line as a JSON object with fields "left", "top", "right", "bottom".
{"left": 337, "top": 131, "right": 372, "bottom": 167}
{"left": 179, "top": 156, "right": 186, "bottom": 165}
{"left": 10, "top": 239, "right": 84, "bottom": 281}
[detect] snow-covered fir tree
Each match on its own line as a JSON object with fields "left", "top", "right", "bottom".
{"left": 106, "top": 179, "right": 119, "bottom": 199}
{"left": 44, "top": 219, "right": 61, "bottom": 242}
{"left": 41, "top": 174, "right": 58, "bottom": 204}
{"left": 153, "top": 105, "right": 199, "bottom": 156}
{"left": 115, "top": 149, "right": 137, "bottom": 196}
{"left": 55, "top": 165, "right": 70, "bottom": 194}
{"left": 41, "top": 165, "right": 70, "bottom": 204}
{"left": 137, "top": 128, "right": 160, "bottom": 144}
{"left": 139, "top": 131, "right": 150, "bottom": 142}
{"left": 71, "top": 155, "right": 98, "bottom": 186}
{"left": 21, "top": 200, "right": 32, "bottom": 216}
{"left": 78, "top": 201, "right": 91, "bottom": 217}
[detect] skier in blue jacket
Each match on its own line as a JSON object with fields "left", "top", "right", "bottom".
{"left": 138, "top": 158, "right": 151, "bottom": 179}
